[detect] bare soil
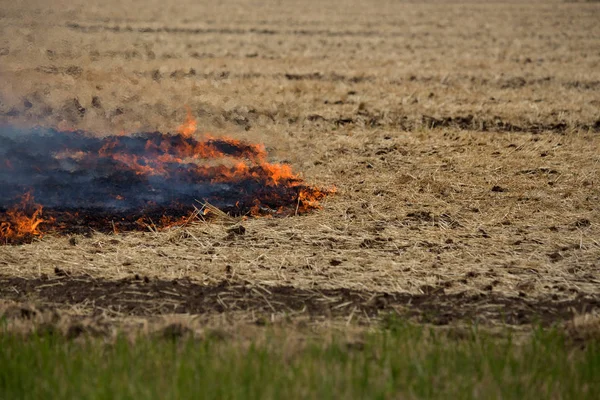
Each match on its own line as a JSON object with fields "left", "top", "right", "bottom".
{"left": 0, "top": 0, "right": 599, "bottom": 332}
{"left": 1, "top": 273, "right": 599, "bottom": 326}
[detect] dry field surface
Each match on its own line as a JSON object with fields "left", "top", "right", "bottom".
{"left": 0, "top": 0, "right": 599, "bottom": 334}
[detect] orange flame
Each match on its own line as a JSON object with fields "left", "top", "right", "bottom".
{"left": 0, "top": 193, "right": 51, "bottom": 242}
{"left": 0, "top": 111, "right": 334, "bottom": 244}
{"left": 177, "top": 107, "right": 197, "bottom": 137}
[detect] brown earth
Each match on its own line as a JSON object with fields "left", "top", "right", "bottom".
{"left": 0, "top": 0, "right": 599, "bottom": 332}
{"left": 1, "top": 273, "right": 599, "bottom": 326}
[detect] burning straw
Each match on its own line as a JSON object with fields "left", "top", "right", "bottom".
{"left": 0, "top": 115, "right": 332, "bottom": 244}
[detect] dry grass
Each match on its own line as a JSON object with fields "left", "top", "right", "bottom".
{"left": 0, "top": 0, "right": 599, "bottom": 326}
{"left": 1, "top": 128, "right": 597, "bottom": 300}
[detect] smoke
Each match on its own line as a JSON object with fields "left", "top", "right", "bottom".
{"left": 0, "top": 125, "right": 313, "bottom": 214}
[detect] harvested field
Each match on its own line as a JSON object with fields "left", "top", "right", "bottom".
{"left": 0, "top": 0, "right": 599, "bottom": 335}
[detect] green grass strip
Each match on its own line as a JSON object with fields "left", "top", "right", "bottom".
{"left": 0, "top": 322, "right": 598, "bottom": 399}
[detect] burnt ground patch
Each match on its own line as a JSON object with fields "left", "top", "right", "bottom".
{"left": 1, "top": 275, "right": 597, "bottom": 326}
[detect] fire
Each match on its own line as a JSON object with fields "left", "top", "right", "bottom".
{"left": 177, "top": 107, "right": 197, "bottom": 137}
{"left": 0, "top": 113, "right": 333, "bottom": 244}
{"left": 0, "top": 192, "right": 51, "bottom": 243}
